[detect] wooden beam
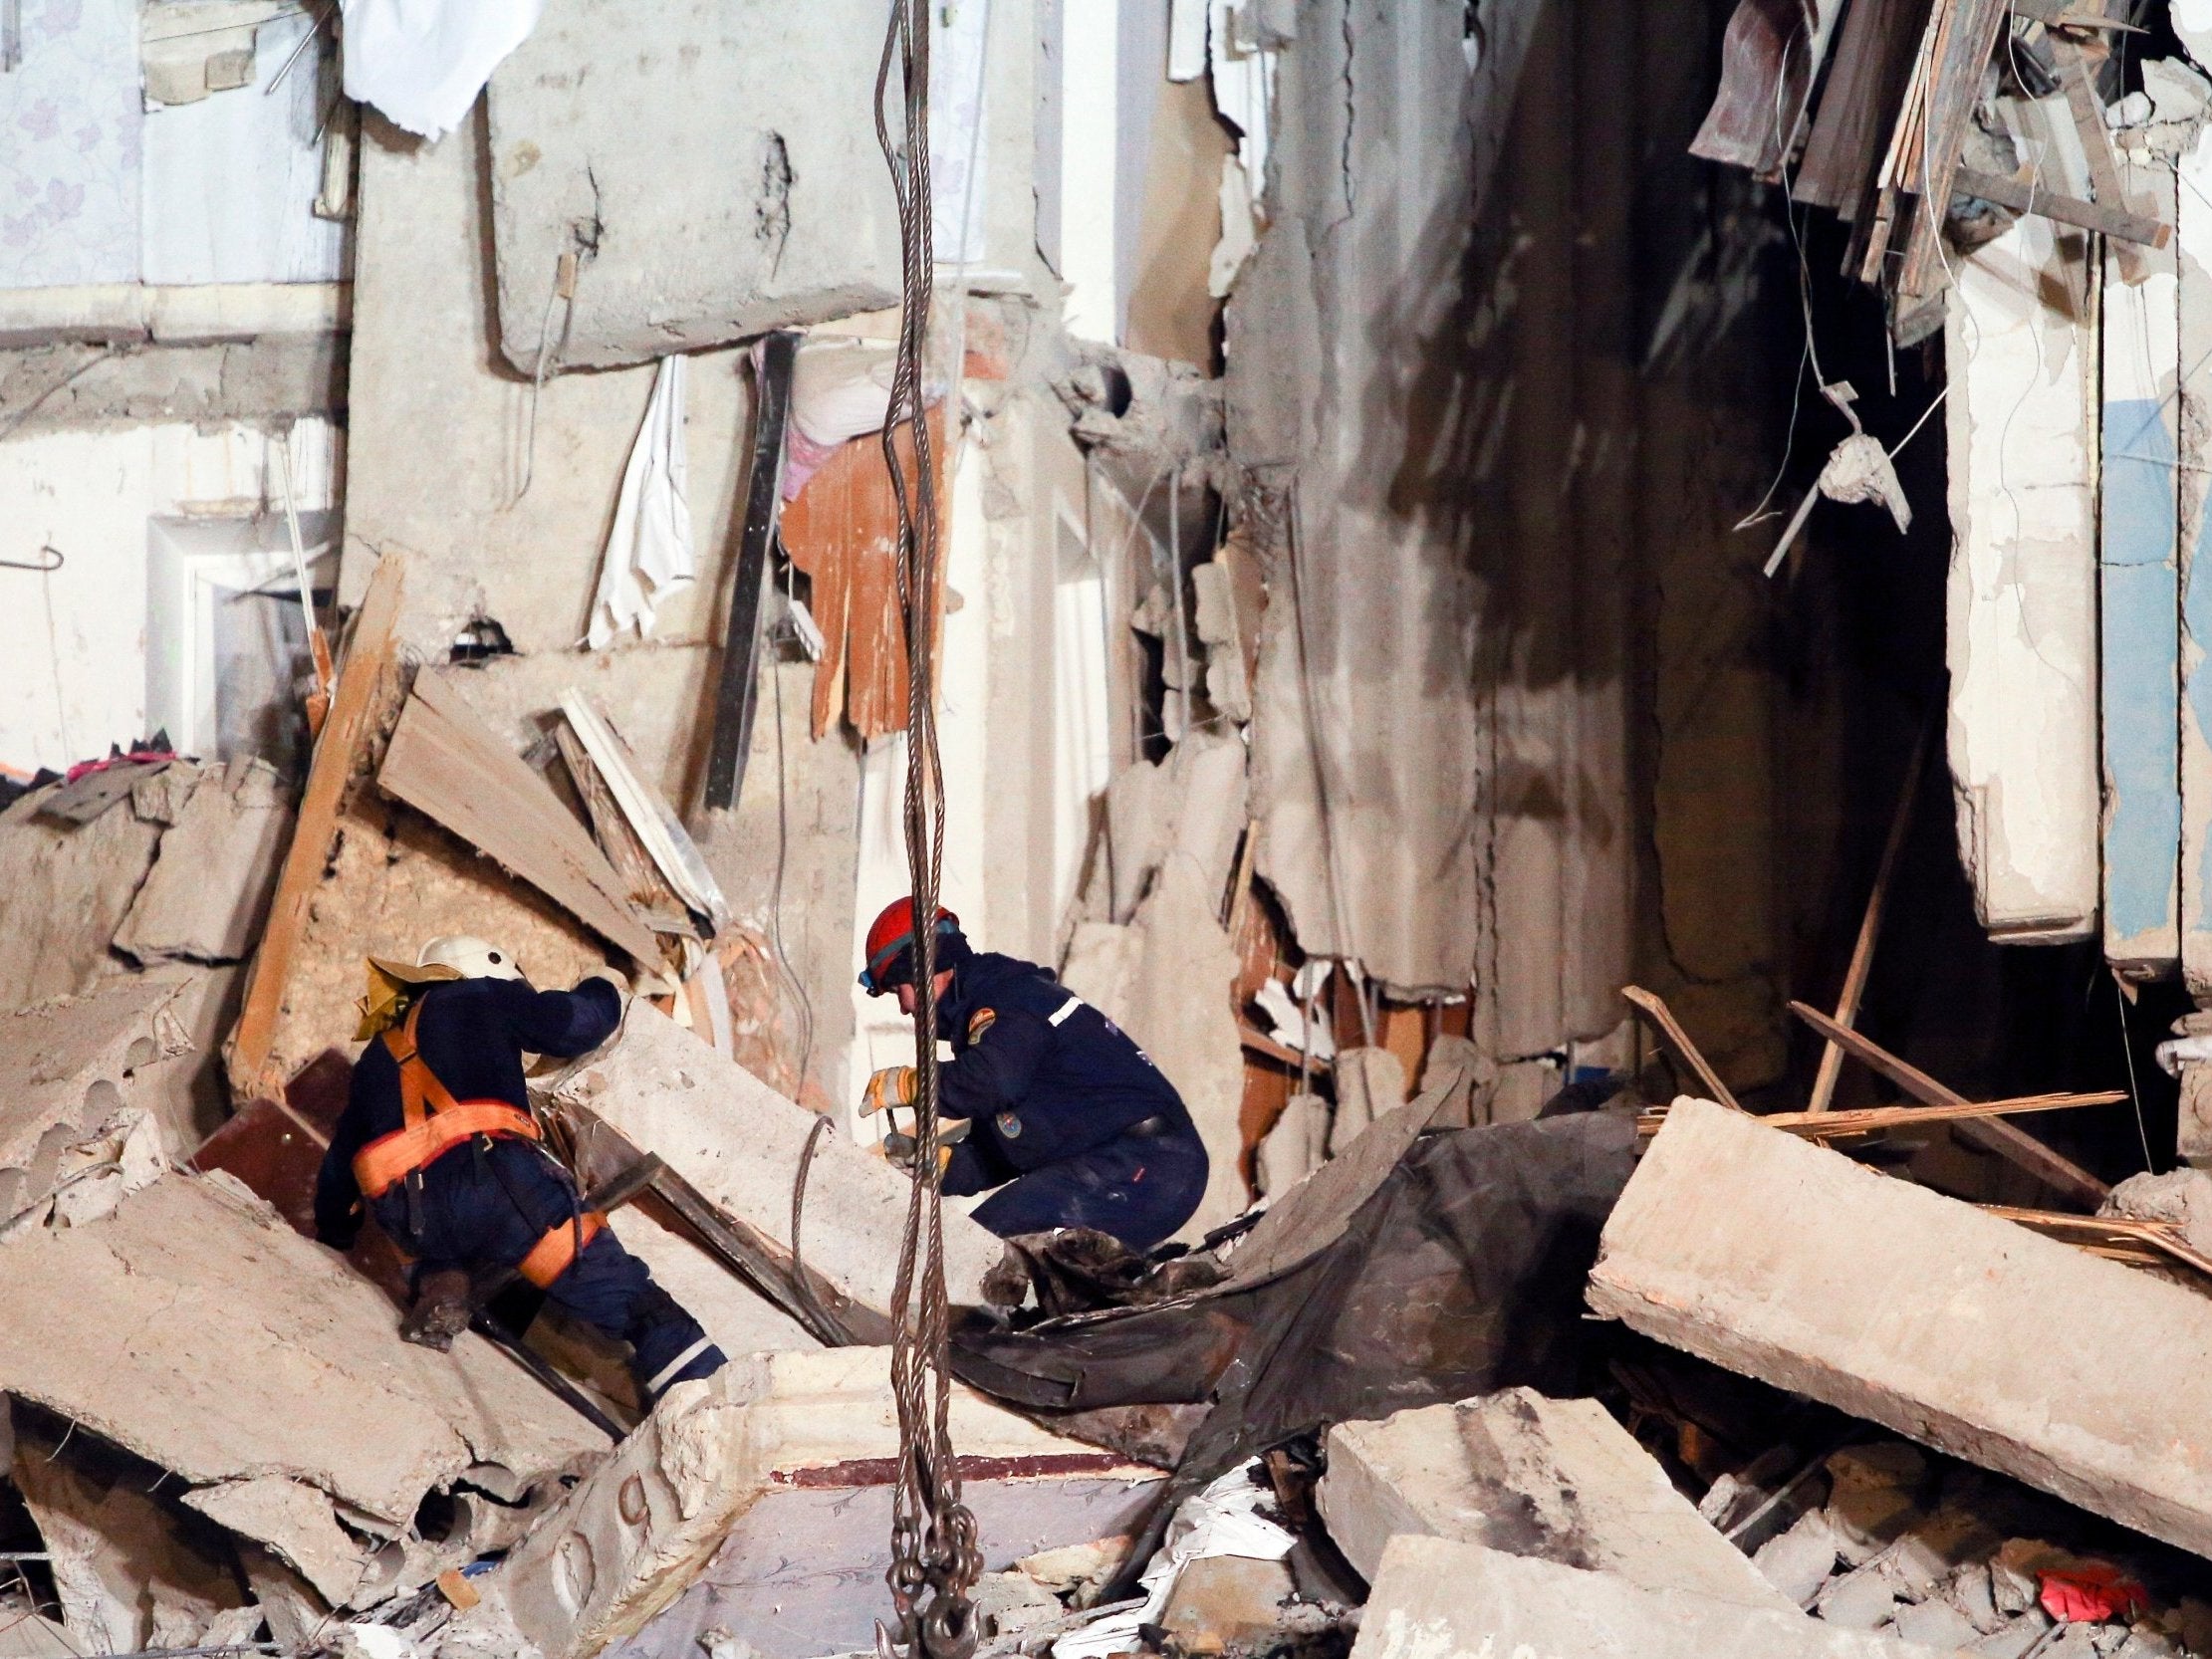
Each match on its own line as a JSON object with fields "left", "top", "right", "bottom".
{"left": 1622, "top": 985, "right": 1744, "bottom": 1112}
{"left": 1642, "top": 1090, "right": 2127, "bottom": 1139}
{"left": 1953, "top": 166, "right": 2170, "bottom": 248}
{"left": 1787, "top": 1000, "right": 2109, "bottom": 1204}
{"left": 1809, "top": 723, "right": 1929, "bottom": 1112}
{"left": 224, "top": 554, "right": 407, "bottom": 1102}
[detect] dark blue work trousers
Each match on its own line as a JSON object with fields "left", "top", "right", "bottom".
{"left": 970, "top": 1127, "right": 1209, "bottom": 1252}
{"left": 370, "top": 1137, "right": 724, "bottom": 1398}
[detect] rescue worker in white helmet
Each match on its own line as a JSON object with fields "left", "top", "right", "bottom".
{"left": 316, "top": 936, "right": 725, "bottom": 1403}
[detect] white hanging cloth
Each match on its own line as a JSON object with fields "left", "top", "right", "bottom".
{"left": 588, "top": 355, "right": 695, "bottom": 650}
{"left": 339, "top": 0, "right": 545, "bottom": 141}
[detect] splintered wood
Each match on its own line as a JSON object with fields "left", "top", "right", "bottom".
{"left": 780, "top": 407, "right": 951, "bottom": 740}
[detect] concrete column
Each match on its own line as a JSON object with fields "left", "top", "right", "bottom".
{"left": 1588, "top": 1096, "right": 2212, "bottom": 1560}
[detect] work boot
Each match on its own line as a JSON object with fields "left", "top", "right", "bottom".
{"left": 400, "top": 1268, "right": 474, "bottom": 1351}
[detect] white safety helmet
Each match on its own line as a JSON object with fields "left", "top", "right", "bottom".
{"left": 416, "top": 935, "right": 526, "bottom": 982}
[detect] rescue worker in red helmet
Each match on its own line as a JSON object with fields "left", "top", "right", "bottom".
{"left": 317, "top": 936, "right": 726, "bottom": 1404}
{"left": 858, "top": 899, "right": 1208, "bottom": 1251}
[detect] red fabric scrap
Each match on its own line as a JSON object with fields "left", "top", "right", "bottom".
{"left": 2038, "top": 1566, "right": 2147, "bottom": 1624}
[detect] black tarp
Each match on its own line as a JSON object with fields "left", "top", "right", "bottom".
{"left": 949, "top": 1111, "right": 1640, "bottom": 1593}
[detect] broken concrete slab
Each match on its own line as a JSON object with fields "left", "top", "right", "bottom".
{"left": 455, "top": 1347, "right": 1162, "bottom": 1659}
{"left": 1093, "top": 733, "right": 1249, "bottom": 925}
{"left": 0, "top": 780, "right": 164, "bottom": 1013}
{"left": 0, "top": 1172, "right": 603, "bottom": 1606}
{"left": 1327, "top": 1046, "right": 1406, "bottom": 1159}
{"left": 113, "top": 758, "right": 293, "bottom": 964}
{"left": 1587, "top": 1096, "right": 2212, "bottom": 1561}
{"left": 546, "top": 1001, "right": 1003, "bottom": 1313}
{"left": 485, "top": 0, "right": 901, "bottom": 371}
{"left": 0, "top": 975, "right": 199, "bottom": 1232}
{"left": 1320, "top": 1387, "right": 1794, "bottom": 1612}
{"left": 1253, "top": 1091, "right": 1325, "bottom": 1197}
{"left": 13, "top": 1429, "right": 250, "bottom": 1653}
{"left": 1348, "top": 1535, "right": 1966, "bottom": 1659}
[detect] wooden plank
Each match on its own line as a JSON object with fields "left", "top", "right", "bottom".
{"left": 704, "top": 330, "right": 798, "bottom": 810}
{"left": 1809, "top": 724, "right": 1929, "bottom": 1112}
{"left": 1986, "top": 1205, "right": 2212, "bottom": 1281}
{"left": 378, "top": 674, "right": 662, "bottom": 964}
{"left": 1954, "top": 166, "right": 2169, "bottom": 247}
{"left": 1641, "top": 1090, "right": 2126, "bottom": 1138}
{"left": 1787, "top": 1000, "right": 2109, "bottom": 1203}
{"left": 1691, "top": 0, "right": 1831, "bottom": 181}
{"left": 225, "top": 555, "right": 408, "bottom": 1101}
{"left": 1898, "top": 0, "right": 2011, "bottom": 297}
{"left": 1621, "top": 985, "right": 1743, "bottom": 1112}
{"left": 1797, "top": 0, "right": 1936, "bottom": 216}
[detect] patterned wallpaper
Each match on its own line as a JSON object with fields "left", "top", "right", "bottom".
{"left": 0, "top": 0, "right": 143, "bottom": 287}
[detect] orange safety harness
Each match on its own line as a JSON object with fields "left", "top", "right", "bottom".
{"left": 352, "top": 1000, "right": 605, "bottom": 1290}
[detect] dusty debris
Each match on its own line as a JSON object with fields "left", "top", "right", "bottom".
{"left": 0, "top": 777, "right": 165, "bottom": 1013}
{"left": 0, "top": 975, "right": 204, "bottom": 1233}
{"left": 1347, "top": 1535, "right": 1960, "bottom": 1659}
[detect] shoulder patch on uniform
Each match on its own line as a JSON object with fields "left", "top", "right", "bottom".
{"left": 967, "top": 1007, "right": 998, "bottom": 1043}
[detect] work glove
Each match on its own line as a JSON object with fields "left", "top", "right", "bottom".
{"left": 861, "top": 1065, "right": 918, "bottom": 1117}
{"left": 882, "top": 1115, "right": 972, "bottom": 1175}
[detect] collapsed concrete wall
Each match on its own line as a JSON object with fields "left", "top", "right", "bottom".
{"left": 484, "top": 0, "right": 902, "bottom": 371}
{"left": 1349, "top": 1536, "right": 1962, "bottom": 1659}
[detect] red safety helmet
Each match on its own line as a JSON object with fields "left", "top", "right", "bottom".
{"left": 860, "top": 898, "right": 964, "bottom": 995}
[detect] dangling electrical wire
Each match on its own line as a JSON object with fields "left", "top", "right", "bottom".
{"left": 872, "top": 1, "right": 980, "bottom": 1656}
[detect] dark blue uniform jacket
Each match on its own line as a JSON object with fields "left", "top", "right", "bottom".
{"left": 315, "top": 976, "right": 620, "bottom": 1248}
{"left": 933, "top": 952, "right": 1190, "bottom": 1196}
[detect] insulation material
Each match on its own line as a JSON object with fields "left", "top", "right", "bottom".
{"left": 1062, "top": 857, "right": 1248, "bottom": 1241}
{"left": 0, "top": 1173, "right": 603, "bottom": 1603}
{"left": 112, "top": 760, "right": 294, "bottom": 965}
{"left": 484, "top": 0, "right": 899, "bottom": 371}
{"left": 780, "top": 408, "right": 953, "bottom": 740}
{"left": 340, "top": 0, "right": 545, "bottom": 141}
{"left": 1943, "top": 212, "right": 2100, "bottom": 944}
{"left": 2105, "top": 161, "right": 2184, "bottom": 978}
{"left": 587, "top": 356, "right": 695, "bottom": 650}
